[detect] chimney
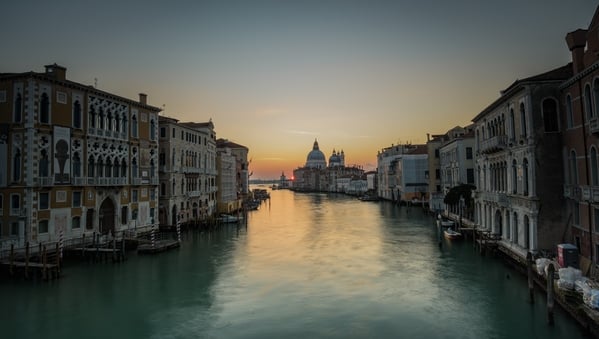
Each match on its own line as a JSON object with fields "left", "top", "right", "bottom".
{"left": 44, "top": 63, "right": 67, "bottom": 81}
{"left": 566, "top": 29, "right": 588, "bottom": 74}
{"left": 139, "top": 93, "right": 147, "bottom": 105}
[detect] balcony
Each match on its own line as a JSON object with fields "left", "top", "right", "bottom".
{"left": 182, "top": 166, "right": 201, "bottom": 174}
{"left": 131, "top": 178, "right": 142, "bottom": 185}
{"left": 590, "top": 117, "right": 599, "bottom": 135}
{"left": 37, "top": 177, "right": 53, "bottom": 186}
{"left": 480, "top": 135, "right": 508, "bottom": 154}
{"left": 187, "top": 191, "right": 202, "bottom": 198}
{"left": 72, "top": 177, "right": 86, "bottom": 186}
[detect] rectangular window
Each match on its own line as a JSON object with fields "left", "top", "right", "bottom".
{"left": 435, "top": 149, "right": 439, "bottom": 158}
{"left": 10, "top": 194, "right": 20, "bottom": 215}
{"left": 435, "top": 169, "right": 440, "bottom": 179}
{"left": 172, "top": 128, "right": 175, "bottom": 138}
{"left": 10, "top": 222, "right": 19, "bottom": 236}
{"left": 466, "top": 147, "right": 473, "bottom": 159}
{"left": 467, "top": 168, "right": 475, "bottom": 184}
{"left": 121, "top": 206, "right": 128, "bottom": 225}
{"left": 160, "top": 127, "right": 166, "bottom": 138}
{"left": 0, "top": 90, "right": 6, "bottom": 103}
{"left": 56, "top": 91, "right": 67, "bottom": 104}
{"left": 39, "top": 192, "right": 49, "bottom": 210}
{"left": 132, "top": 190, "right": 138, "bottom": 202}
{"left": 39, "top": 220, "right": 49, "bottom": 234}
{"left": 150, "top": 188, "right": 156, "bottom": 200}
{"left": 181, "top": 131, "right": 184, "bottom": 140}
{"left": 72, "top": 216, "right": 81, "bottom": 229}
{"left": 73, "top": 191, "right": 82, "bottom": 207}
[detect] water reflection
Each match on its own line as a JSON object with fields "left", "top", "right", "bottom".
{"left": 0, "top": 189, "right": 590, "bottom": 339}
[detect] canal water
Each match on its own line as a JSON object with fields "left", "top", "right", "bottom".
{"left": 0, "top": 189, "right": 591, "bottom": 338}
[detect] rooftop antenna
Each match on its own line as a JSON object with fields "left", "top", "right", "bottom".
{"left": 94, "top": 78, "right": 98, "bottom": 88}
{"left": 161, "top": 104, "right": 165, "bottom": 115}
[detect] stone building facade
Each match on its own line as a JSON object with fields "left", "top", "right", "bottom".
{"left": 0, "top": 64, "right": 160, "bottom": 250}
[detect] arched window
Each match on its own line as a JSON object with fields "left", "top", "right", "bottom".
{"left": 107, "top": 111, "right": 113, "bottom": 131}
{"left": 523, "top": 158, "right": 529, "bottom": 196}
{"left": 542, "top": 98, "right": 559, "bottom": 132}
{"left": 566, "top": 95, "right": 574, "bottom": 129}
{"left": 105, "top": 158, "right": 112, "bottom": 178}
{"left": 73, "top": 152, "right": 81, "bottom": 177}
{"left": 98, "top": 108, "right": 105, "bottom": 130}
{"left": 586, "top": 84, "right": 594, "bottom": 119}
{"left": 512, "top": 160, "right": 518, "bottom": 194}
{"left": 122, "top": 115, "right": 128, "bottom": 136}
{"left": 592, "top": 147, "right": 599, "bottom": 186}
{"left": 73, "top": 100, "right": 82, "bottom": 129}
{"left": 510, "top": 108, "right": 515, "bottom": 139}
{"left": 40, "top": 93, "right": 50, "bottom": 124}
{"left": 131, "top": 115, "right": 138, "bottom": 138}
{"left": 89, "top": 107, "right": 96, "bottom": 128}
{"left": 121, "top": 159, "right": 127, "bottom": 177}
{"left": 12, "top": 149, "right": 21, "bottom": 182}
{"left": 520, "top": 103, "right": 527, "bottom": 138}
{"left": 96, "top": 156, "right": 104, "bottom": 177}
{"left": 39, "top": 150, "right": 49, "bottom": 177}
{"left": 14, "top": 93, "right": 22, "bottom": 123}
{"left": 115, "top": 114, "right": 121, "bottom": 132}
{"left": 132, "top": 158, "right": 138, "bottom": 178}
{"left": 88, "top": 156, "right": 95, "bottom": 177}
{"left": 570, "top": 150, "right": 578, "bottom": 185}
{"left": 113, "top": 160, "right": 119, "bottom": 178}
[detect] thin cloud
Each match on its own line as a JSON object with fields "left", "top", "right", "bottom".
{"left": 286, "top": 130, "right": 318, "bottom": 135}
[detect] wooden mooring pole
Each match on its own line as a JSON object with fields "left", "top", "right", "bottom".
{"left": 9, "top": 244, "right": 14, "bottom": 276}
{"left": 547, "top": 263, "right": 555, "bottom": 325}
{"left": 25, "top": 242, "right": 29, "bottom": 279}
{"left": 526, "top": 252, "right": 534, "bottom": 303}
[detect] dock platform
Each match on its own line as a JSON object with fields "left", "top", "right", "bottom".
{"left": 137, "top": 240, "right": 180, "bottom": 254}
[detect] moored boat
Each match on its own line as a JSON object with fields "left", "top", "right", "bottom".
{"left": 218, "top": 214, "right": 243, "bottom": 223}
{"left": 444, "top": 228, "right": 462, "bottom": 240}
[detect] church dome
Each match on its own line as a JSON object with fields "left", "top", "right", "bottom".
{"left": 306, "top": 139, "right": 327, "bottom": 169}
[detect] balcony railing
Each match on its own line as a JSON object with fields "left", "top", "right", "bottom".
{"left": 37, "top": 177, "right": 53, "bottom": 186}
{"left": 480, "top": 135, "right": 508, "bottom": 154}
{"left": 72, "top": 177, "right": 86, "bottom": 186}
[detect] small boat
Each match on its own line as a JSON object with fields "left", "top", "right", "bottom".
{"left": 359, "top": 195, "right": 379, "bottom": 202}
{"left": 440, "top": 220, "right": 455, "bottom": 228}
{"left": 218, "top": 214, "right": 243, "bottom": 223}
{"left": 444, "top": 228, "right": 462, "bottom": 240}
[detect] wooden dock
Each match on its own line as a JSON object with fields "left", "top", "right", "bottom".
{"left": 137, "top": 240, "right": 180, "bottom": 254}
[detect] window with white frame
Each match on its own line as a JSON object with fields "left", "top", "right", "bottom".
{"left": 38, "top": 220, "right": 49, "bottom": 233}
{"left": 10, "top": 194, "right": 20, "bottom": 215}
{"left": 72, "top": 216, "right": 81, "bottom": 229}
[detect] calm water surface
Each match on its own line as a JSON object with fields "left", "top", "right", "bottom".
{"left": 0, "top": 189, "right": 590, "bottom": 338}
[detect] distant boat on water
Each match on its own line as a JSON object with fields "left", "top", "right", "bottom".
{"left": 218, "top": 214, "right": 243, "bottom": 223}
{"left": 444, "top": 228, "right": 462, "bottom": 240}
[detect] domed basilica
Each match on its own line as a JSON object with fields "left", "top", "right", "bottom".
{"left": 293, "top": 139, "right": 363, "bottom": 192}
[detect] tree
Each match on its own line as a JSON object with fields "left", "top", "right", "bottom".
{"left": 443, "top": 184, "right": 476, "bottom": 206}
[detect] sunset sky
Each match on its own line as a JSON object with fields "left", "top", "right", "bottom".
{"left": 3, "top": 0, "right": 597, "bottom": 179}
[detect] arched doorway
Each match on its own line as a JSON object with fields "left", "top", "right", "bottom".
{"left": 171, "top": 204, "right": 177, "bottom": 226}
{"left": 494, "top": 209, "right": 502, "bottom": 236}
{"left": 99, "top": 198, "right": 115, "bottom": 235}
